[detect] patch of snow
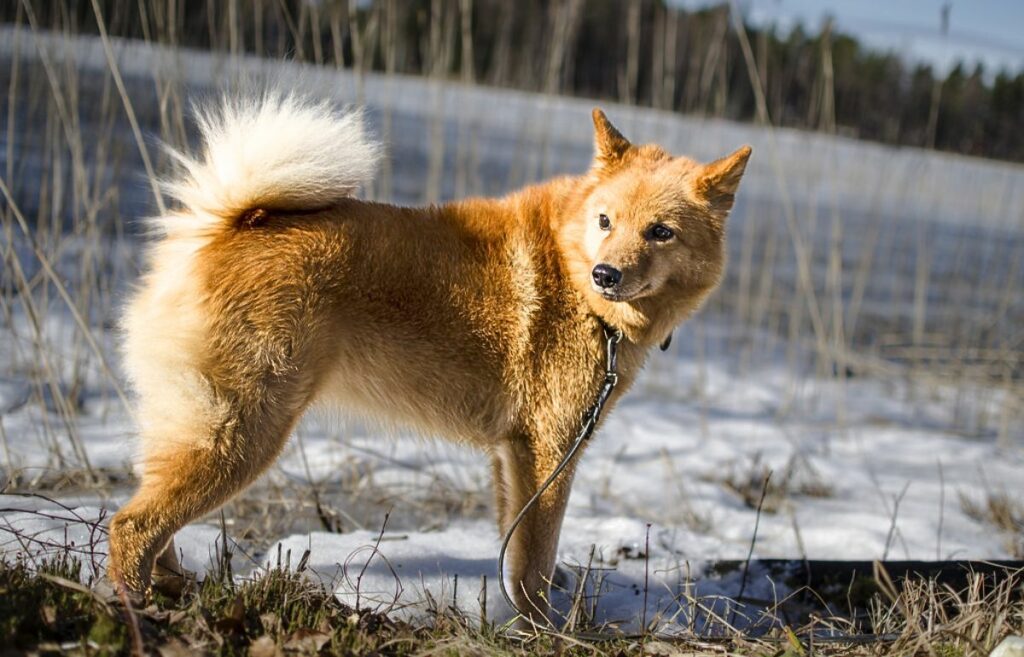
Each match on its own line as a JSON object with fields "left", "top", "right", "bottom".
{"left": 1, "top": 317, "right": 1020, "bottom": 628}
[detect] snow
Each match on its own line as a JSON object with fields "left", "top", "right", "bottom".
{"left": 1, "top": 316, "right": 1020, "bottom": 629}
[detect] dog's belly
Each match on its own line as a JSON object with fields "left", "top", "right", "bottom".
{"left": 315, "top": 336, "right": 512, "bottom": 445}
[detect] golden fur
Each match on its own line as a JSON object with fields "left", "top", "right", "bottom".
{"left": 109, "top": 93, "right": 751, "bottom": 622}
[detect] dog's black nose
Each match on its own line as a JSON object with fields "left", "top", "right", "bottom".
{"left": 591, "top": 264, "right": 622, "bottom": 289}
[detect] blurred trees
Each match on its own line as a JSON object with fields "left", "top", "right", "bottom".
{"left": 7, "top": 0, "right": 1023, "bottom": 162}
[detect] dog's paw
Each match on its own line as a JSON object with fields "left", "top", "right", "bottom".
{"left": 103, "top": 574, "right": 149, "bottom": 608}
{"left": 151, "top": 563, "right": 196, "bottom": 600}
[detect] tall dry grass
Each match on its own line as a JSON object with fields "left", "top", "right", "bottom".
{"left": 0, "top": 0, "right": 1020, "bottom": 488}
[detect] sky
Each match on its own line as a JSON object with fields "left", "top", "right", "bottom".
{"left": 674, "top": 0, "right": 1024, "bottom": 75}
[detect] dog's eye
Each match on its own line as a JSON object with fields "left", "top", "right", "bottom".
{"left": 647, "top": 223, "right": 674, "bottom": 241}
{"left": 598, "top": 214, "right": 611, "bottom": 230}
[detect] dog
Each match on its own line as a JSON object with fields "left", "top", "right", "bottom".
{"left": 108, "top": 93, "right": 750, "bottom": 622}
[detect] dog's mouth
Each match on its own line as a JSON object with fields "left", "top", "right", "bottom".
{"left": 595, "top": 283, "right": 650, "bottom": 302}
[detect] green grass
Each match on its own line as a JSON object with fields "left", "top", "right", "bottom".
{"left": 0, "top": 554, "right": 125, "bottom": 652}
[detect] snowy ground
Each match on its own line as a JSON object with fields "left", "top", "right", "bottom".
{"left": 1, "top": 313, "right": 1020, "bottom": 631}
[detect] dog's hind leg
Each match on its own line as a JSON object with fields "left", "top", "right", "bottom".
{"left": 108, "top": 387, "right": 306, "bottom": 597}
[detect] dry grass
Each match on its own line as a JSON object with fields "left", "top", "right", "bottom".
{"left": 867, "top": 563, "right": 1024, "bottom": 657}
{"left": 0, "top": 497, "right": 1020, "bottom": 655}
{"left": 1, "top": 465, "right": 132, "bottom": 496}
{"left": 960, "top": 491, "right": 1024, "bottom": 559}
{"left": 714, "top": 453, "right": 834, "bottom": 515}
{"left": 1, "top": 549, "right": 1021, "bottom": 656}
{"left": 0, "top": 0, "right": 1019, "bottom": 478}
{"left": 216, "top": 454, "right": 490, "bottom": 549}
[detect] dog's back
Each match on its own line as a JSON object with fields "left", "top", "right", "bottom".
{"left": 109, "top": 95, "right": 749, "bottom": 624}
{"left": 112, "top": 94, "right": 577, "bottom": 597}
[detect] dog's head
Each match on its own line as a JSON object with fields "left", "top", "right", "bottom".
{"left": 563, "top": 109, "right": 751, "bottom": 340}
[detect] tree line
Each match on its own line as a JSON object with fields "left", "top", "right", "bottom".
{"left": 8, "top": 0, "right": 1024, "bottom": 162}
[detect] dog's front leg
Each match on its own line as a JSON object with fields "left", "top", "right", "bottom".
{"left": 500, "top": 436, "right": 577, "bottom": 626}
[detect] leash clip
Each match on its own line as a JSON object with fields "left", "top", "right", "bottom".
{"left": 603, "top": 326, "right": 622, "bottom": 377}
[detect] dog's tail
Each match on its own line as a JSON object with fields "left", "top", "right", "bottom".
{"left": 157, "top": 92, "right": 381, "bottom": 235}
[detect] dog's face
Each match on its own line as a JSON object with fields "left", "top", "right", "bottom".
{"left": 574, "top": 110, "right": 751, "bottom": 306}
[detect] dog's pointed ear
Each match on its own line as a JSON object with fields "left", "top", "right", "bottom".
{"left": 592, "top": 108, "right": 632, "bottom": 171}
{"left": 694, "top": 146, "right": 752, "bottom": 217}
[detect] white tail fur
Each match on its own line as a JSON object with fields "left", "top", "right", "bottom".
{"left": 159, "top": 93, "right": 381, "bottom": 233}
{"left": 122, "top": 94, "right": 381, "bottom": 464}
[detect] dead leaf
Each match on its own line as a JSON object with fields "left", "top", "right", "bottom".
{"left": 249, "top": 635, "right": 282, "bottom": 657}
{"left": 214, "top": 594, "right": 246, "bottom": 634}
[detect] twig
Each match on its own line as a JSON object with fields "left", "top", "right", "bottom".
{"left": 936, "top": 459, "right": 945, "bottom": 561}
{"left": 733, "top": 470, "right": 772, "bottom": 625}
{"left": 116, "top": 583, "right": 145, "bottom": 657}
{"left": 344, "top": 510, "right": 403, "bottom": 613}
{"left": 479, "top": 574, "right": 487, "bottom": 626}
{"left": 86, "top": 0, "right": 166, "bottom": 215}
{"left": 642, "top": 522, "right": 651, "bottom": 636}
{"left": 882, "top": 482, "right": 911, "bottom": 561}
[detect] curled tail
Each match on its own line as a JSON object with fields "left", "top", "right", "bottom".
{"left": 157, "top": 92, "right": 381, "bottom": 236}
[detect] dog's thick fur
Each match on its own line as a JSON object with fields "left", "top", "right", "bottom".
{"left": 109, "top": 93, "right": 750, "bottom": 621}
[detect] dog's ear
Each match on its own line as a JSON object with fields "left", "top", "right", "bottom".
{"left": 591, "top": 109, "right": 632, "bottom": 172}
{"left": 694, "top": 146, "right": 752, "bottom": 218}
